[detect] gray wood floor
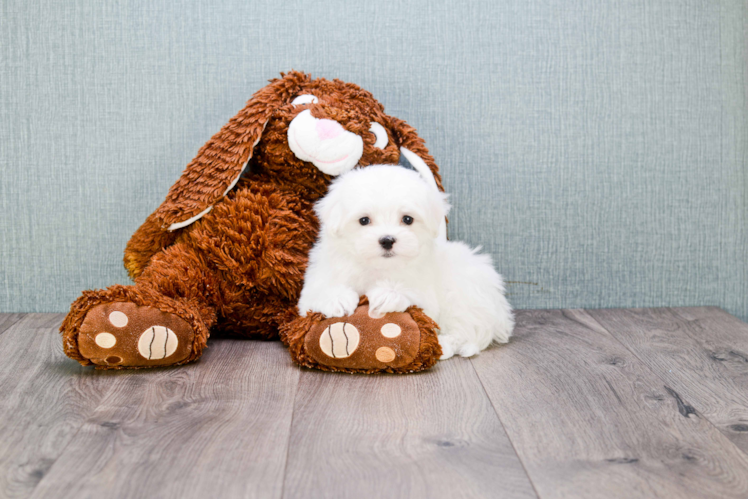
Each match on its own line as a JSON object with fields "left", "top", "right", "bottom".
{"left": 1, "top": 308, "right": 748, "bottom": 498}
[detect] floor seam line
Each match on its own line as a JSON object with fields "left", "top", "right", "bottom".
{"left": 30, "top": 317, "right": 118, "bottom": 497}
{"left": 468, "top": 356, "right": 541, "bottom": 499}
{"left": 279, "top": 365, "right": 302, "bottom": 499}
{"left": 0, "top": 313, "right": 26, "bottom": 337}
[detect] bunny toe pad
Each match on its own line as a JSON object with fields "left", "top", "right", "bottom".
{"left": 305, "top": 306, "right": 421, "bottom": 370}
{"left": 284, "top": 303, "right": 442, "bottom": 373}
{"left": 77, "top": 302, "right": 195, "bottom": 369}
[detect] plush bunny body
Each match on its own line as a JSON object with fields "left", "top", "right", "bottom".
{"left": 61, "top": 72, "right": 443, "bottom": 373}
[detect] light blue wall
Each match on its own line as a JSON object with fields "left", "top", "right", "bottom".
{"left": 2, "top": 0, "right": 746, "bottom": 319}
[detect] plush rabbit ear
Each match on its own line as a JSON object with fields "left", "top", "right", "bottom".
{"left": 388, "top": 116, "right": 448, "bottom": 240}
{"left": 124, "top": 71, "right": 309, "bottom": 278}
{"left": 159, "top": 74, "right": 307, "bottom": 230}
{"left": 388, "top": 116, "right": 445, "bottom": 193}
{"left": 398, "top": 147, "right": 440, "bottom": 192}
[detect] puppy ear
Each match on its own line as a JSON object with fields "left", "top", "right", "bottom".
{"left": 124, "top": 71, "right": 310, "bottom": 278}
{"left": 313, "top": 185, "right": 345, "bottom": 235}
{"left": 422, "top": 190, "right": 451, "bottom": 238}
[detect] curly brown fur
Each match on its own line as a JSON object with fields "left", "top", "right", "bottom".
{"left": 124, "top": 72, "right": 441, "bottom": 279}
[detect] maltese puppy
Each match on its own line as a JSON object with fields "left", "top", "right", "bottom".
{"left": 297, "top": 165, "right": 514, "bottom": 358}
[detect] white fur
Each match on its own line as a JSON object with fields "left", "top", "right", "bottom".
{"left": 298, "top": 165, "right": 514, "bottom": 359}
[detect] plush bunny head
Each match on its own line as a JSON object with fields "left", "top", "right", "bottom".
{"left": 124, "top": 71, "right": 444, "bottom": 277}
{"left": 252, "top": 76, "right": 406, "bottom": 200}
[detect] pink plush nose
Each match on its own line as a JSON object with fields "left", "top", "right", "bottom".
{"left": 315, "top": 119, "right": 344, "bottom": 141}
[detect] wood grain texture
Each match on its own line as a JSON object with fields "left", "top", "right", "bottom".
{"left": 3, "top": 309, "right": 748, "bottom": 498}
{"left": 0, "top": 314, "right": 113, "bottom": 498}
{"left": 0, "top": 313, "right": 26, "bottom": 335}
{"left": 282, "top": 357, "right": 536, "bottom": 499}
{"left": 587, "top": 307, "right": 748, "bottom": 454}
{"left": 31, "top": 339, "right": 300, "bottom": 499}
{"left": 471, "top": 309, "right": 748, "bottom": 498}
{"left": 0, "top": 314, "right": 24, "bottom": 335}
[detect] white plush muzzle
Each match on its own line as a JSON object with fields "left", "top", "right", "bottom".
{"left": 287, "top": 109, "right": 364, "bottom": 176}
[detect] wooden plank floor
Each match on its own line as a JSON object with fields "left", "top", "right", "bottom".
{"left": 0, "top": 308, "right": 746, "bottom": 498}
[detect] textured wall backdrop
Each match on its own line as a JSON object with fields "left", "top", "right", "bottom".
{"left": 1, "top": 0, "right": 746, "bottom": 319}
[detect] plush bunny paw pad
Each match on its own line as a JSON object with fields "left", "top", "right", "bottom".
{"left": 305, "top": 305, "right": 421, "bottom": 370}
{"left": 77, "top": 302, "right": 194, "bottom": 368}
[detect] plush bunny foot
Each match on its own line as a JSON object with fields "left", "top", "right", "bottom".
{"left": 75, "top": 302, "right": 195, "bottom": 368}
{"left": 281, "top": 300, "right": 442, "bottom": 374}
{"left": 61, "top": 286, "right": 211, "bottom": 369}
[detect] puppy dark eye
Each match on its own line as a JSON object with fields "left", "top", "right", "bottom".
{"left": 359, "top": 217, "right": 370, "bottom": 226}
{"left": 402, "top": 215, "right": 414, "bottom": 225}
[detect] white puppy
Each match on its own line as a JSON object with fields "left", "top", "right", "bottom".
{"left": 298, "top": 165, "right": 514, "bottom": 359}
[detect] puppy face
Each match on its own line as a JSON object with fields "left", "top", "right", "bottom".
{"left": 315, "top": 165, "right": 449, "bottom": 265}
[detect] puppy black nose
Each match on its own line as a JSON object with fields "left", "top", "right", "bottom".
{"left": 379, "top": 236, "right": 396, "bottom": 250}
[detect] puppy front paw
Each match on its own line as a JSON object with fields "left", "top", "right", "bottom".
{"left": 439, "top": 335, "right": 457, "bottom": 359}
{"left": 438, "top": 336, "right": 480, "bottom": 359}
{"left": 299, "top": 286, "right": 360, "bottom": 318}
{"left": 367, "top": 286, "right": 412, "bottom": 319}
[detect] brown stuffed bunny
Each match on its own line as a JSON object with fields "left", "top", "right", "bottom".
{"left": 61, "top": 71, "right": 443, "bottom": 373}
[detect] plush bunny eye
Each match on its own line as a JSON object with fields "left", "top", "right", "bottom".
{"left": 292, "top": 94, "right": 318, "bottom": 106}
{"left": 369, "top": 122, "right": 388, "bottom": 149}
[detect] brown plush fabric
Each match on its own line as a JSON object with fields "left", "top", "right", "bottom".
{"left": 62, "top": 71, "right": 444, "bottom": 373}
{"left": 280, "top": 297, "right": 442, "bottom": 374}
{"left": 62, "top": 283, "right": 210, "bottom": 369}
{"left": 78, "top": 301, "right": 195, "bottom": 368}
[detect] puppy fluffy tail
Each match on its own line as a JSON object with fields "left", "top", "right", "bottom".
{"left": 437, "top": 241, "right": 515, "bottom": 350}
